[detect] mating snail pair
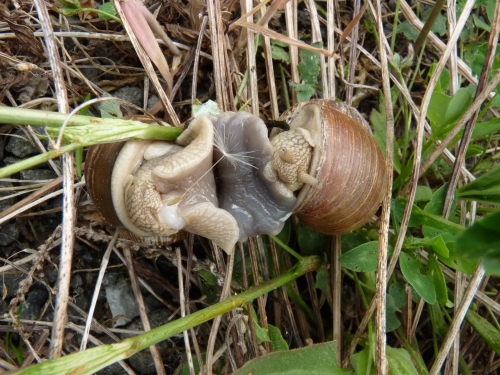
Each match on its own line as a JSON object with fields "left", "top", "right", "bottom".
{"left": 84, "top": 100, "right": 387, "bottom": 253}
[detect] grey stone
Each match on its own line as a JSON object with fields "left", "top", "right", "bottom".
{"left": 20, "top": 300, "right": 41, "bottom": 320}
{"left": 113, "top": 87, "right": 143, "bottom": 114}
{"left": 0, "top": 223, "right": 20, "bottom": 247}
{"left": 0, "top": 272, "right": 25, "bottom": 298}
{"left": 19, "top": 169, "right": 57, "bottom": 181}
{"left": 5, "top": 129, "right": 37, "bottom": 158}
{"left": 0, "top": 136, "right": 4, "bottom": 161}
{"left": 103, "top": 273, "right": 139, "bottom": 327}
{"left": 26, "top": 288, "right": 48, "bottom": 305}
{"left": 0, "top": 181, "right": 15, "bottom": 213}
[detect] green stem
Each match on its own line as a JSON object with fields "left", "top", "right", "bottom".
{"left": 11, "top": 256, "right": 322, "bottom": 375}
{"left": 0, "top": 107, "right": 183, "bottom": 178}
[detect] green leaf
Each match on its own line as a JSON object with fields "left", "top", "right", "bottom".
{"left": 99, "top": 93, "right": 122, "bottom": 118}
{"left": 350, "top": 348, "right": 372, "bottom": 375}
{"left": 386, "top": 294, "right": 401, "bottom": 332}
{"left": 457, "top": 164, "right": 500, "bottom": 205}
{"left": 472, "top": 118, "right": 500, "bottom": 138}
{"left": 370, "top": 107, "right": 387, "bottom": 157}
{"left": 57, "top": 0, "right": 80, "bottom": 16}
{"left": 297, "top": 42, "right": 321, "bottom": 85}
{"left": 428, "top": 254, "right": 448, "bottom": 305}
{"left": 233, "top": 341, "right": 352, "bottom": 375}
{"left": 407, "top": 235, "right": 449, "bottom": 258}
{"left": 269, "top": 325, "right": 289, "bottom": 352}
{"left": 250, "top": 306, "right": 271, "bottom": 344}
{"left": 422, "top": 8, "right": 447, "bottom": 36}
{"left": 315, "top": 263, "right": 329, "bottom": 292}
{"left": 472, "top": 14, "right": 491, "bottom": 32}
{"left": 466, "top": 310, "right": 500, "bottom": 356}
{"left": 399, "top": 252, "right": 436, "bottom": 304}
{"left": 98, "top": 2, "right": 117, "bottom": 20}
{"left": 391, "top": 197, "right": 426, "bottom": 228}
{"left": 297, "top": 223, "right": 329, "bottom": 256}
{"left": 414, "top": 186, "right": 433, "bottom": 202}
{"left": 389, "top": 282, "right": 407, "bottom": 308}
{"left": 338, "top": 241, "right": 393, "bottom": 273}
{"left": 444, "top": 88, "right": 472, "bottom": 125}
{"left": 455, "top": 211, "right": 500, "bottom": 263}
{"left": 289, "top": 82, "right": 316, "bottom": 103}
{"left": 386, "top": 346, "right": 419, "bottom": 375}
{"left": 271, "top": 45, "right": 291, "bottom": 64}
{"left": 427, "top": 91, "right": 450, "bottom": 128}
{"left": 399, "top": 21, "right": 419, "bottom": 41}
{"left": 435, "top": 241, "right": 478, "bottom": 274}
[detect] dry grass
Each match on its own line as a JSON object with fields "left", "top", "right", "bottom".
{"left": 0, "top": 0, "right": 499, "bottom": 374}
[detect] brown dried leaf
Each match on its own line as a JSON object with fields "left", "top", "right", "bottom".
{"left": 4, "top": 19, "right": 44, "bottom": 57}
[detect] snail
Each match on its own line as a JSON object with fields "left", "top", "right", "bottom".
{"left": 84, "top": 100, "right": 387, "bottom": 253}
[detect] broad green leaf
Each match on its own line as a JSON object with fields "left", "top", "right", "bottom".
{"left": 289, "top": 82, "right": 316, "bottom": 103}
{"left": 386, "top": 294, "right": 401, "bottom": 332}
{"left": 370, "top": 107, "right": 387, "bottom": 157}
{"left": 250, "top": 306, "right": 271, "bottom": 344}
{"left": 386, "top": 346, "right": 419, "bottom": 375}
{"left": 457, "top": 164, "right": 500, "bottom": 205}
{"left": 456, "top": 211, "right": 500, "bottom": 264}
{"left": 57, "top": 0, "right": 80, "bottom": 16}
{"left": 399, "top": 21, "right": 419, "bottom": 41}
{"left": 98, "top": 2, "right": 117, "bottom": 19}
{"left": 391, "top": 197, "right": 425, "bottom": 228}
{"left": 297, "top": 223, "right": 329, "bottom": 256}
{"left": 466, "top": 144, "right": 484, "bottom": 158}
{"left": 435, "top": 241, "right": 478, "bottom": 274}
{"left": 315, "top": 263, "right": 328, "bottom": 292}
{"left": 429, "top": 302, "right": 448, "bottom": 339}
{"left": 269, "top": 325, "right": 289, "bottom": 352}
{"left": 415, "top": 186, "right": 433, "bottom": 202}
{"left": 389, "top": 282, "right": 406, "bottom": 308}
{"left": 99, "top": 94, "right": 122, "bottom": 118}
{"left": 233, "top": 341, "right": 351, "bottom": 375}
{"left": 297, "top": 42, "right": 321, "bottom": 85}
{"left": 427, "top": 91, "right": 450, "bottom": 128}
{"left": 422, "top": 185, "right": 461, "bottom": 242}
{"left": 341, "top": 233, "right": 369, "bottom": 252}
{"left": 350, "top": 348, "right": 372, "bottom": 375}
{"left": 444, "top": 88, "right": 472, "bottom": 125}
{"left": 428, "top": 254, "right": 448, "bottom": 305}
{"left": 472, "top": 14, "right": 491, "bottom": 32}
{"left": 338, "top": 241, "right": 393, "bottom": 273}
{"left": 271, "top": 45, "right": 290, "bottom": 63}
{"left": 407, "top": 235, "right": 449, "bottom": 258}
{"left": 466, "top": 310, "right": 500, "bottom": 355}
{"left": 422, "top": 8, "right": 447, "bottom": 36}
{"left": 399, "top": 252, "right": 436, "bottom": 304}
{"left": 472, "top": 118, "right": 500, "bottom": 138}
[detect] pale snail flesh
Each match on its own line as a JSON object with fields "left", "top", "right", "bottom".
{"left": 85, "top": 100, "right": 386, "bottom": 253}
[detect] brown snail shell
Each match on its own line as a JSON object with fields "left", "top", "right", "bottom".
{"left": 282, "top": 99, "right": 387, "bottom": 235}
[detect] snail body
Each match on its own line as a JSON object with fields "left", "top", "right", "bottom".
{"left": 85, "top": 100, "right": 386, "bottom": 253}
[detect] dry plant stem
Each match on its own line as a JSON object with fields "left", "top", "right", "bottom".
{"left": 429, "top": 264, "right": 486, "bottom": 375}
{"left": 373, "top": 0, "right": 394, "bottom": 372}
{"left": 122, "top": 246, "right": 166, "bottom": 375}
{"left": 21, "top": 329, "right": 50, "bottom": 368}
{"left": 447, "top": 0, "right": 459, "bottom": 94}
{"left": 442, "top": 4, "right": 500, "bottom": 217}
{"left": 306, "top": 272, "right": 325, "bottom": 342}
{"left": 269, "top": 239, "right": 302, "bottom": 347}
{"left": 285, "top": 0, "right": 299, "bottom": 103}
{"left": 418, "top": 69, "right": 500, "bottom": 180}
{"left": 260, "top": 4, "right": 280, "bottom": 119}
{"left": 177, "top": 247, "right": 195, "bottom": 375}
{"left": 332, "top": 235, "right": 342, "bottom": 365}
{"left": 191, "top": 16, "right": 208, "bottom": 105}
{"left": 206, "top": 0, "right": 232, "bottom": 110}
{"left": 327, "top": 0, "right": 337, "bottom": 98}
{"left": 249, "top": 237, "right": 270, "bottom": 353}
{"left": 204, "top": 248, "right": 235, "bottom": 375}
{"left": 80, "top": 230, "right": 119, "bottom": 351}
{"left": 112, "top": 0, "right": 180, "bottom": 126}
{"left": 305, "top": 0, "right": 329, "bottom": 99}
{"left": 0, "top": 177, "right": 61, "bottom": 223}
{"left": 244, "top": 0, "right": 259, "bottom": 115}
{"left": 33, "top": 0, "right": 74, "bottom": 359}
{"left": 242, "top": 241, "right": 262, "bottom": 355}
{"left": 345, "top": 0, "right": 361, "bottom": 106}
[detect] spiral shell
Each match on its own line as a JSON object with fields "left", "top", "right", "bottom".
{"left": 282, "top": 100, "right": 387, "bottom": 234}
